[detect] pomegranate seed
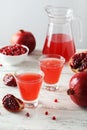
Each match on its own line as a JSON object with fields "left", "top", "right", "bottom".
{"left": 0, "top": 44, "right": 27, "bottom": 56}
{"left": 52, "top": 116, "right": 56, "bottom": 120}
{"left": 45, "top": 111, "right": 48, "bottom": 115}
{"left": 54, "top": 99, "right": 58, "bottom": 103}
{"left": 25, "top": 112, "right": 30, "bottom": 117}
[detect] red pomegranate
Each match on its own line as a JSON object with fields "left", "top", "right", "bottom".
{"left": 69, "top": 51, "right": 87, "bottom": 73}
{"left": 2, "top": 94, "right": 24, "bottom": 112}
{"left": 10, "top": 30, "right": 36, "bottom": 54}
{"left": 67, "top": 71, "right": 87, "bottom": 107}
{"left": 3, "top": 73, "right": 17, "bottom": 87}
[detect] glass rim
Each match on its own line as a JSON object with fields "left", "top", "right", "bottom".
{"left": 39, "top": 54, "right": 65, "bottom": 61}
{"left": 14, "top": 70, "right": 44, "bottom": 84}
{"left": 39, "top": 54, "right": 65, "bottom": 68}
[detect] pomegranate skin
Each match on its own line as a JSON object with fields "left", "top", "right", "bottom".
{"left": 10, "top": 30, "right": 36, "bottom": 54}
{"left": 3, "top": 73, "right": 17, "bottom": 87}
{"left": 67, "top": 71, "right": 87, "bottom": 107}
{"left": 2, "top": 94, "right": 24, "bottom": 112}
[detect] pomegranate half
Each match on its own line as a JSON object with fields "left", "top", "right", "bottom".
{"left": 69, "top": 51, "right": 87, "bottom": 73}
{"left": 67, "top": 71, "right": 87, "bottom": 107}
{"left": 2, "top": 94, "right": 24, "bottom": 112}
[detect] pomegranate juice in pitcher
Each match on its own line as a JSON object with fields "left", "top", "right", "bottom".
{"left": 43, "top": 33, "right": 75, "bottom": 62}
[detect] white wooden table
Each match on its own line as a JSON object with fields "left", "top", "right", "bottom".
{"left": 0, "top": 49, "right": 87, "bottom": 130}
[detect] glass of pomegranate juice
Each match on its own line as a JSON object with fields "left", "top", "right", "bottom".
{"left": 39, "top": 54, "right": 65, "bottom": 91}
{"left": 14, "top": 69, "right": 44, "bottom": 108}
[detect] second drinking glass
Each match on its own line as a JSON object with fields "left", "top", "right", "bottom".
{"left": 39, "top": 54, "right": 65, "bottom": 91}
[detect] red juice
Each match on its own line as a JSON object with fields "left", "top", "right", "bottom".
{"left": 16, "top": 73, "right": 43, "bottom": 101}
{"left": 42, "top": 34, "right": 76, "bottom": 62}
{"left": 40, "top": 58, "right": 64, "bottom": 84}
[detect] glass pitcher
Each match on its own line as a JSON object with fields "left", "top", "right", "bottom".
{"left": 42, "top": 6, "right": 81, "bottom": 62}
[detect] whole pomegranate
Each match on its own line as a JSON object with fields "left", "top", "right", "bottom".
{"left": 67, "top": 71, "right": 87, "bottom": 107}
{"left": 69, "top": 51, "right": 87, "bottom": 73}
{"left": 10, "top": 30, "right": 36, "bottom": 54}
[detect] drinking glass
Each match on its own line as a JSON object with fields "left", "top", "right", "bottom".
{"left": 14, "top": 62, "right": 44, "bottom": 108}
{"left": 39, "top": 54, "right": 65, "bottom": 91}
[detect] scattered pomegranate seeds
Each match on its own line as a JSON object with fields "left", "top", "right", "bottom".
{"left": 44, "top": 111, "right": 57, "bottom": 121}
{"left": 54, "top": 98, "right": 58, "bottom": 103}
{"left": 45, "top": 111, "right": 48, "bottom": 115}
{"left": 52, "top": 116, "right": 56, "bottom": 120}
{"left": 25, "top": 112, "right": 30, "bottom": 117}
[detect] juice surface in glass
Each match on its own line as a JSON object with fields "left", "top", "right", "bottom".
{"left": 42, "top": 34, "right": 76, "bottom": 62}
{"left": 16, "top": 73, "right": 43, "bottom": 101}
{"left": 40, "top": 58, "right": 64, "bottom": 84}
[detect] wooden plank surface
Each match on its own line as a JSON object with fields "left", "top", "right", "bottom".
{"left": 0, "top": 49, "right": 87, "bottom": 130}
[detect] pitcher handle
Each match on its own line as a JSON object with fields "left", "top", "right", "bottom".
{"left": 71, "top": 16, "right": 82, "bottom": 46}
{"left": 77, "top": 16, "right": 82, "bottom": 42}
